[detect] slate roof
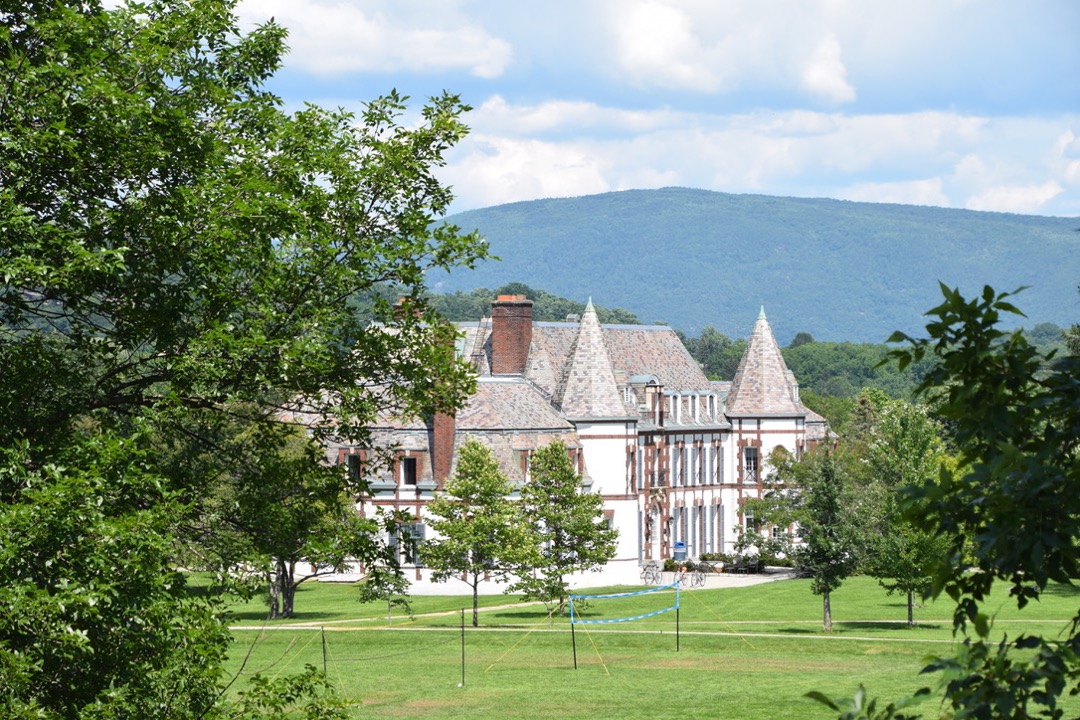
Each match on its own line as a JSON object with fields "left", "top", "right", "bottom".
{"left": 725, "top": 307, "right": 807, "bottom": 416}
{"left": 553, "top": 300, "right": 630, "bottom": 419}
{"left": 525, "top": 324, "right": 713, "bottom": 396}
{"left": 457, "top": 377, "right": 574, "bottom": 431}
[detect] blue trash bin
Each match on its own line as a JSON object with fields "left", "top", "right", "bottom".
{"left": 673, "top": 541, "right": 687, "bottom": 561}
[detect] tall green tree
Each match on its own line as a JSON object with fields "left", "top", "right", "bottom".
{"left": 794, "top": 450, "right": 863, "bottom": 632}
{"left": 0, "top": 434, "right": 231, "bottom": 719}
{"left": 860, "top": 401, "right": 952, "bottom": 627}
{"left": 0, "top": 0, "right": 484, "bottom": 715}
{"left": 508, "top": 440, "right": 619, "bottom": 615}
{"left": 198, "top": 424, "right": 406, "bottom": 619}
{"left": 889, "top": 285, "right": 1080, "bottom": 718}
{"left": 815, "top": 283, "right": 1080, "bottom": 718}
{"left": 745, "top": 446, "right": 864, "bottom": 631}
{"left": 423, "top": 440, "right": 537, "bottom": 626}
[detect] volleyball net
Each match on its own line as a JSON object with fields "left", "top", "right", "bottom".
{"left": 567, "top": 582, "right": 682, "bottom": 668}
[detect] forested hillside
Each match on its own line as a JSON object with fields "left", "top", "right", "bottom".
{"left": 435, "top": 188, "right": 1080, "bottom": 343}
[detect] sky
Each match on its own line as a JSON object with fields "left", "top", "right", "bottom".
{"left": 233, "top": 0, "right": 1080, "bottom": 217}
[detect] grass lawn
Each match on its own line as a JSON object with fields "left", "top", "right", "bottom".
{"left": 221, "top": 576, "right": 1080, "bottom": 719}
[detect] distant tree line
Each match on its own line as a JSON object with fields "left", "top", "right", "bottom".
{"left": 430, "top": 282, "right": 642, "bottom": 324}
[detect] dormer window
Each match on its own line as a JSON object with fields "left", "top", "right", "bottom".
{"left": 400, "top": 456, "right": 418, "bottom": 486}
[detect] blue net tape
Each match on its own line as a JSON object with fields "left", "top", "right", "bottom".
{"left": 569, "top": 583, "right": 680, "bottom": 625}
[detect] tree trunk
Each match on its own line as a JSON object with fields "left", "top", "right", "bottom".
{"left": 267, "top": 567, "right": 281, "bottom": 620}
{"left": 471, "top": 576, "right": 480, "bottom": 627}
{"left": 280, "top": 560, "right": 296, "bottom": 619}
{"left": 907, "top": 589, "right": 915, "bottom": 627}
{"left": 822, "top": 590, "right": 832, "bottom": 632}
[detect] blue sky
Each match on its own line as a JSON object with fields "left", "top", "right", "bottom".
{"left": 235, "top": 0, "right": 1080, "bottom": 217}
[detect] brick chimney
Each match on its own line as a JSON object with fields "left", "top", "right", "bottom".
{"left": 490, "top": 294, "right": 533, "bottom": 375}
{"left": 431, "top": 411, "right": 455, "bottom": 486}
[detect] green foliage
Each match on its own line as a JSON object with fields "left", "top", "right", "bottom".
{"left": 507, "top": 440, "right": 619, "bottom": 614}
{"left": 794, "top": 451, "right": 863, "bottom": 631}
{"left": 854, "top": 398, "right": 953, "bottom": 626}
{"left": 800, "top": 390, "right": 855, "bottom": 431}
{"left": 196, "top": 423, "right": 403, "bottom": 619}
{"left": 782, "top": 341, "right": 930, "bottom": 401}
{"left": 231, "top": 665, "right": 347, "bottom": 720}
{"left": 747, "top": 446, "right": 865, "bottom": 632}
{"left": 807, "top": 685, "right": 930, "bottom": 720}
{"left": 356, "top": 561, "right": 413, "bottom": 622}
{"left": 0, "top": 0, "right": 485, "bottom": 715}
{"left": 681, "top": 326, "right": 747, "bottom": 380}
{"left": 1023, "top": 321, "right": 1068, "bottom": 356}
{"left": 843, "top": 283, "right": 1080, "bottom": 718}
{"left": 423, "top": 440, "right": 537, "bottom": 626}
{"left": 0, "top": 434, "right": 230, "bottom": 718}
{"left": 1, "top": 0, "right": 483, "bottom": 450}
{"left": 1068, "top": 284, "right": 1080, "bottom": 356}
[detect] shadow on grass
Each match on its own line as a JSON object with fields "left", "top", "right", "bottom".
{"left": 1041, "top": 583, "right": 1080, "bottom": 599}
{"left": 227, "top": 609, "right": 344, "bottom": 623}
{"left": 495, "top": 610, "right": 567, "bottom": 620}
{"left": 775, "top": 621, "right": 945, "bottom": 635}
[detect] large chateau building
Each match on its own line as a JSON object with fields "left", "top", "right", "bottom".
{"left": 329, "top": 295, "right": 827, "bottom": 586}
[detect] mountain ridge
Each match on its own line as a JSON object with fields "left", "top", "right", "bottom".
{"left": 434, "top": 188, "right": 1080, "bottom": 343}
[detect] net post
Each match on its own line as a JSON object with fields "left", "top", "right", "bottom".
{"left": 569, "top": 595, "right": 578, "bottom": 669}
{"left": 460, "top": 608, "right": 466, "bottom": 688}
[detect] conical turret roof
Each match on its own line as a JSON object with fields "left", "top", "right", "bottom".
{"left": 555, "top": 300, "right": 628, "bottom": 418}
{"left": 726, "top": 307, "right": 805, "bottom": 416}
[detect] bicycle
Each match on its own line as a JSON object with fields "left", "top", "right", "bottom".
{"left": 674, "top": 564, "right": 707, "bottom": 588}
{"left": 639, "top": 562, "right": 662, "bottom": 585}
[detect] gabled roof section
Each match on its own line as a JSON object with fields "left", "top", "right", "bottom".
{"left": 529, "top": 324, "right": 713, "bottom": 396}
{"left": 726, "top": 307, "right": 805, "bottom": 416}
{"left": 554, "top": 300, "right": 629, "bottom": 418}
{"left": 457, "top": 378, "right": 574, "bottom": 431}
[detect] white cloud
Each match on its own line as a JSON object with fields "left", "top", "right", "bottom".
{"left": 444, "top": 136, "right": 611, "bottom": 209}
{"left": 1053, "top": 131, "right": 1080, "bottom": 186}
{"left": 800, "top": 34, "right": 856, "bottom": 104}
{"left": 444, "top": 98, "right": 1080, "bottom": 216}
{"left": 472, "top": 96, "right": 685, "bottom": 136}
{"left": 841, "top": 178, "right": 950, "bottom": 207}
{"left": 966, "top": 182, "right": 1064, "bottom": 214}
{"left": 602, "top": 1, "right": 867, "bottom": 102}
{"left": 236, "top": 0, "right": 512, "bottom": 77}
{"left": 610, "top": 1, "right": 726, "bottom": 91}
